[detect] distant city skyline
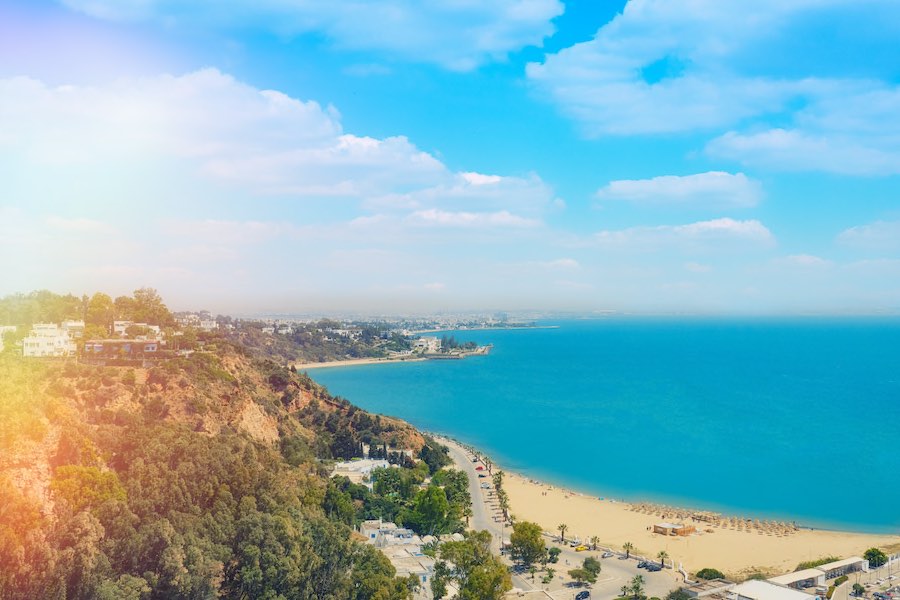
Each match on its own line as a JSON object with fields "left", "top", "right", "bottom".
{"left": 2, "top": 0, "right": 899, "bottom": 314}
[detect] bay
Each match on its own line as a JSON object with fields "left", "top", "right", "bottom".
{"left": 308, "top": 318, "right": 900, "bottom": 533}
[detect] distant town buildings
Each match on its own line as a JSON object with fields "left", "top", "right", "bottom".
{"left": 413, "top": 336, "right": 441, "bottom": 353}
{"left": 23, "top": 323, "right": 79, "bottom": 357}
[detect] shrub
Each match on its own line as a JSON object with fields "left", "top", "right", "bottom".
{"left": 696, "top": 568, "right": 725, "bottom": 580}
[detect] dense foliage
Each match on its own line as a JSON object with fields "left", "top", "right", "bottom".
{"left": 0, "top": 330, "right": 424, "bottom": 599}
{"left": 695, "top": 568, "right": 725, "bottom": 580}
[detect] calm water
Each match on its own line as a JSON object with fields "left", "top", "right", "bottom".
{"left": 309, "top": 319, "right": 900, "bottom": 533}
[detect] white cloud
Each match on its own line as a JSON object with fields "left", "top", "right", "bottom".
{"left": 707, "top": 126, "right": 900, "bottom": 176}
{"left": 593, "top": 218, "right": 775, "bottom": 250}
{"left": 526, "top": 0, "right": 900, "bottom": 174}
{"left": 58, "top": 0, "right": 564, "bottom": 71}
{"left": 406, "top": 209, "right": 540, "bottom": 228}
{"left": 1, "top": 69, "right": 555, "bottom": 227}
{"left": 774, "top": 254, "right": 832, "bottom": 267}
{"left": 596, "top": 171, "right": 762, "bottom": 208}
{"left": 837, "top": 221, "right": 900, "bottom": 251}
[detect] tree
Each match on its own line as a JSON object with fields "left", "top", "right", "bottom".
{"left": 558, "top": 523, "right": 568, "bottom": 543}
{"left": 547, "top": 546, "right": 561, "bottom": 564}
{"left": 438, "top": 531, "right": 512, "bottom": 600}
{"left": 583, "top": 556, "right": 601, "bottom": 578}
{"left": 657, "top": 550, "right": 669, "bottom": 568}
{"left": 852, "top": 583, "right": 866, "bottom": 596}
{"left": 630, "top": 574, "right": 645, "bottom": 599}
{"left": 590, "top": 535, "right": 600, "bottom": 551}
{"left": 541, "top": 568, "right": 555, "bottom": 586}
{"left": 622, "top": 585, "right": 632, "bottom": 598}
{"left": 623, "top": 541, "right": 634, "bottom": 559}
{"left": 419, "top": 438, "right": 451, "bottom": 474}
{"left": 695, "top": 568, "right": 725, "bottom": 580}
{"left": 85, "top": 293, "right": 115, "bottom": 330}
{"left": 407, "top": 486, "right": 451, "bottom": 535}
{"left": 509, "top": 521, "right": 547, "bottom": 567}
{"left": 569, "top": 568, "right": 595, "bottom": 586}
{"left": 863, "top": 547, "right": 888, "bottom": 568}
{"left": 431, "top": 561, "right": 450, "bottom": 600}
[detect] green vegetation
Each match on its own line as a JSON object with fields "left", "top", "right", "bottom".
{"left": 0, "top": 289, "right": 446, "bottom": 599}
{"left": 547, "top": 546, "right": 561, "bottom": 563}
{"left": 696, "top": 568, "right": 726, "bottom": 580}
{"left": 864, "top": 547, "right": 888, "bottom": 568}
{"left": 666, "top": 589, "right": 692, "bottom": 600}
{"left": 853, "top": 583, "right": 866, "bottom": 596}
{"left": 834, "top": 575, "right": 849, "bottom": 587}
{"left": 569, "top": 555, "right": 602, "bottom": 585}
{"left": 796, "top": 556, "right": 840, "bottom": 571}
{"left": 431, "top": 530, "right": 512, "bottom": 600}
{"left": 623, "top": 541, "right": 634, "bottom": 558}
{"left": 509, "top": 521, "right": 547, "bottom": 567}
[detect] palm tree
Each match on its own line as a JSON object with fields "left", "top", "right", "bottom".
{"left": 621, "top": 585, "right": 631, "bottom": 598}
{"left": 590, "top": 535, "right": 600, "bottom": 551}
{"left": 630, "top": 574, "right": 645, "bottom": 599}
{"left": 558, "top": 523, "right": 568, "bottom": 543}
{"left": 657, "top": 550, "right": 669, "bottom": 568}
{"left": 623, "top": 541, "right": 634, "bottom": 559}
{"left": 463, "top": 505, "right": 473, "bottom": 526}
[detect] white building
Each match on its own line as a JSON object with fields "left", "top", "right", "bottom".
{"left": 414, "top": 336, "right": 441, "bottom": 353}
{"left": 60, "top": 320, "right": 85, "bottom": 338}
{"left": 23, "top": 323, "right": 76, "bottom": 357}
{"left": 732, "top": 580, "right": 816, "bottom": 600}
{"left": 199, "top": 320, "right": 218, "bottom": 331}
{"left": 331, "top": 459, "right": 392, "bottom": 487}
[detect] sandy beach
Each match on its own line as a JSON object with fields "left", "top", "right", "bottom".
{"left": 292, "top": 357, "right": 427, "bottom": 370}
{"left": 501, "top": 470, "right": 900, "bottom": 578}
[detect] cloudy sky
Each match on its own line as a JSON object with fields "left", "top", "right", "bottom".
{"left": 2, "top": 0, "right": 899, "bottom": 314}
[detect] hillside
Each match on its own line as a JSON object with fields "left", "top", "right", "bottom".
{"left": 0, "top": 342, "right": 426, "bottom": 599}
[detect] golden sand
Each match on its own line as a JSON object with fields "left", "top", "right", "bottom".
{"left": 503, "top": 471, "right": 900, "bottom": 578}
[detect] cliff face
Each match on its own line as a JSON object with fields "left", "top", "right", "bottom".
{"left": 0, "top": 345, "right": 423, "bottom": 599}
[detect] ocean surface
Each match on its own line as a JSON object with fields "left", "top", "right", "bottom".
{"left": 308, "top": 319, "right": 900, "bottom": 533}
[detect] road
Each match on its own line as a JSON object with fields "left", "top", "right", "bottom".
{"left": 439, "top": 437, "right": 678, "bottom": 600}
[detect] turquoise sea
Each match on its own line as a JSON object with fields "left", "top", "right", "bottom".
{"left": 308, "top": 319, "right": 900, "bottom": 533}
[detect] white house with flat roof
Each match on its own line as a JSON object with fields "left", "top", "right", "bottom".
{"left": 817, "top": 557, "right": 868, "bottom": 579}
{"left": 733, "top": 580, "right": 816, "bottom": 600}
{"left": 769, "top": 569, "right": 827, "bottom": 590}
{"left": 23, "top": 323, "right": 76, "bottom": 357}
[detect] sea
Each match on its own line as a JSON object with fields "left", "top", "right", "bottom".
{"left": 308, "top": 318, "right": 900, "bottom": 533}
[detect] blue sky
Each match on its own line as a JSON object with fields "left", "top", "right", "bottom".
{"left": 1, "top": 0, "right": 899, "bottom": 314}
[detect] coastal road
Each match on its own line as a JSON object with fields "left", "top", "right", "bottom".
{"left": 439, "top": 437, "right": 677, "bottom": 600}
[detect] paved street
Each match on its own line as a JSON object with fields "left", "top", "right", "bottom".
{"left": 440, "top": 437, "right": 678, "bottom": 600}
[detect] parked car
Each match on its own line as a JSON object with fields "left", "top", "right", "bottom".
{"left": 575, "top": 545, "right": 589, "bottom": 552}
{"left": 576, "top": 592, "right": 591, "bottom": 600}
{"left": 602, "top": 551, "right": 614, "bottom": 558}
{"left": 637, "top": 561, "right": 648, "bottom": 568}
{"left": 647, "top": 564, "right": 662, "bottom": 572}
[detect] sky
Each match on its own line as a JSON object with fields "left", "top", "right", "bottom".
{"left": 1, "top": 0, "right": 899, "bottom": 315}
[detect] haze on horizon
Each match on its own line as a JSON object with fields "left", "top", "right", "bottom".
{"left": 2, "top": 1, "right": 899, "bottom": 316}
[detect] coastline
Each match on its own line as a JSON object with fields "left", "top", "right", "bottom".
{"left": 408, "top": 325, "right": 560, "bottom": 334}
{"left": 292, "top": 356, "right": 428, "bottom": 370}
{"left": 434, "top": 435, "right": 900, "bottom": 578}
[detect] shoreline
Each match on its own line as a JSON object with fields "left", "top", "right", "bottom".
{"left": 292, "top": 356, "right": 428, "bottom": 370}
{"left": 432, "top": 433, "right": 900, "bottom": 578}
{"left": 409, "top": 325, "right": 560, "bottom": 334}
